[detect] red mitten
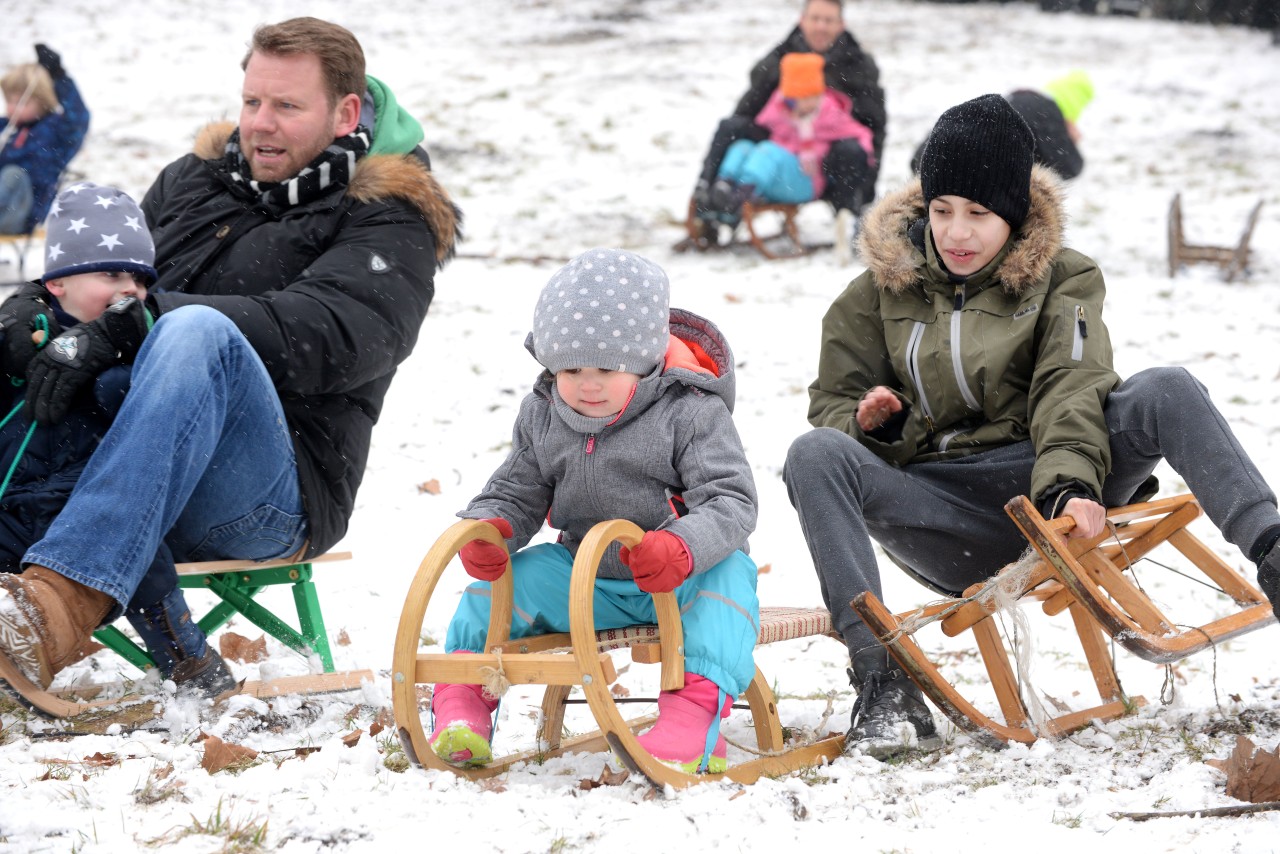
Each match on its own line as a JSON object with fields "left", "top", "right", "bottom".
{"left": 459, "top": 517, "right": 514, "bottom": 581}
{"left": 619, "top": 531, "right": 692, "bottom": 593}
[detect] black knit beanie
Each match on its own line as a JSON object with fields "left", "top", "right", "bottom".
{"left": 918, "top": 94, "right": 1035, "bottom": 229}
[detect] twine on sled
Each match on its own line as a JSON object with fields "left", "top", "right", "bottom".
{"left": 479, "top": 648, "right": 513, "bottom": 699}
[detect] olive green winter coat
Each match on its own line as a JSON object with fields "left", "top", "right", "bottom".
{"left": 807, "top": 166, "right": 1119, "bottom": 505}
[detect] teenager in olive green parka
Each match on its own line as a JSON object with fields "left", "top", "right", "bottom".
{"left": 785, "top": 94, "right": 1280, "bottom": 762}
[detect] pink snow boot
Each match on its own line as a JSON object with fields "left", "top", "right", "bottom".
{"left": 428, "top": 681, "right": 499, "bottom": 767}
{"left": 635, "top": 673, "right": 733, "bottom": 773}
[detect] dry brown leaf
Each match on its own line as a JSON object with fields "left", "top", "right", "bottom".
{"left": 369, "top": 721, "right": 385, "bottom": 737}
{"left": 478, "top": 777, "right": 507, "bottom": 793}
{"left": 341, "top": 729, "right": 364, "bottom": 748}
{"left": 336, "top": 629, "right": 351, "bottom": 646}
{"left": 610, "top": 683, "right": 631, "bottom": 698}
{"left": 578, "top": 764, "right": 631, "bottom": 790}
{"left": 723, "top": 293, "right": 743, "bottom": 303}
{"left": 295, "top": 746, "right": 322, "bottom": 760}
{"left": 82, "top": 752, "right": 119, "bottom": 768}
{"left": 417, "top": 479, "right": 442, "bottom": 495}
{"left": 1206, "top": 735, "right": 1280, "bottom": 803}
{"left": 200, "top": 736, "right": 259, "bottom": 774}
{"left": 373, "top": 707, "right": 395, "bottom": 731}
{"left": 220, "top": 632, "right": 268, "bottom": 664}
{"left": 756, "top": 563, "right": 772, "bottom": 575}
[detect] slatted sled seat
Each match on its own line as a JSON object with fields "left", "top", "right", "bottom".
{"left": 1005, "top": 493, "right": 1275, "bottom": 664}
{"left": 393, "top": 519, "right": 847, "bottom": 789}
{"left": 0, "top": 552, "right": 371, "bottom": 718}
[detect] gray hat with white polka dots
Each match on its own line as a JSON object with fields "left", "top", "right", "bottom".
{"left": 532, "top": 248, "right": 670, "bottom": 376}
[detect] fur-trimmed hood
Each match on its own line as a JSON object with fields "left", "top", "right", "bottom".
{"left": 856, "top": 164, "right": 1066, "bottom": 297}
{"left": 193, "top": 121, "right": 459, "bottom": 264}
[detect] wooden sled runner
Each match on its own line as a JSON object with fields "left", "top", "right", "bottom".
{"left": 852, "top": 493, "right": 1275, "bottom": 748}
{"left": 1005, "top": 493, "right": 1275, "bottom": 664}
{"left": 1, "top": 552, "right": 373, "bottom": 718}
{"left": 393, "top": 519, "right": 847, "bottom": 788}
{"left": 672, "top": 197, "right": 831, "bottom": 260}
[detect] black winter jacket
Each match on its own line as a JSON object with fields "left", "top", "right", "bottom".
{"left": 140, "top": 122, "right": 460, "bottom": 557}
{"left": 733, "top": 26, "right": 887, "bottom": 164}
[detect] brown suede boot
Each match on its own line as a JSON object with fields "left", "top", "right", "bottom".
{"left": 0, "top": 566, "right": 115, "bottom": 689}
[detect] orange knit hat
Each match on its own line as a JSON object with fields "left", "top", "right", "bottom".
{"left": 780, "top": 53, "right": 825, "bottom": 100}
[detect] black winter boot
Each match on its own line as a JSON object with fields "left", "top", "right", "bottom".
{"left": 125, "top": 588, "right": 237, "bottom": 699}
{"left": 846, "top": 647, "right": 941, "bottom": 760}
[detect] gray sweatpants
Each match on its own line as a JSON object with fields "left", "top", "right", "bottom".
{"left": 784, "top": 367, "right": 1279, "bottom": 659}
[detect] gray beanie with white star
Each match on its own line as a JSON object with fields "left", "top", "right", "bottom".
{"left": 532, "top": 248, "right": 670, "bottom": 376}
{"left": 43, "top": 182, "right": 157, "bottom": 285}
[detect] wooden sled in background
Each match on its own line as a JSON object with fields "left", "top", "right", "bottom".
{"left": 672, "top": 196, "right": 831, "bottom": 260}
{"left": 0, "top": 552, "right": 372, "bottom": 719}
{"left": 1167, "top": 192, "right": 1263, "bottom": 283}
{"left": 392, "top": 519, "right": 846, "bottom": 789}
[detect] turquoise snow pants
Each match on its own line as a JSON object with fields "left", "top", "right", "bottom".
{"left": 444, "top": 543, "right": 760, "bottom": 697}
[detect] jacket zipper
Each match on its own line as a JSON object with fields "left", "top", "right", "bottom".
{"left": 949, "top": 285, "right": 982, "bottom": 412}
{"left": 905, "top": 322, "right": 935, "bottom": 435}
{"left": 1072, "top": 304, "right": 1087, "bottom": 361}
{"left": 585, "top": 434, "right": 596, "bottom": 454}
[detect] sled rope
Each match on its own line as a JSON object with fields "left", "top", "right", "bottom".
{"left": 479, "top": 647, "right": 513, "bottom": 699}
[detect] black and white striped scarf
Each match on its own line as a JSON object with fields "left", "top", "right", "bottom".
{"left": 221, "top": 126, "right": 371, "bottom": 212}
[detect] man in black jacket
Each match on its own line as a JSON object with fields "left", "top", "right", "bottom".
{"left": 0, "top": 17, "right": 459, "bottom": 709}
{"left": 691, "top": 0, "right": 886, "bottom": 238}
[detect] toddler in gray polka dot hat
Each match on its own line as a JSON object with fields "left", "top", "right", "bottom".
{"left": 428, "top": 247, "right": 761, "bottom": 775}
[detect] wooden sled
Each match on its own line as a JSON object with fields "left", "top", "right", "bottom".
{"left": 1, "top": 552, "right": 373, "bottom": 718}
{"left": 852, "top": 529, "right": 1144, "bottom": 750}
{"left": 392, "top": 519, "right": 847, "bottom": 788}
{"left": 1167, "top": 192, "right": 1263, "bottom": 282}
{"left": 1006, "top": 493, "right": 1275, "bottom": 664}
{"left": 672, "top": 197, "right": 831, "bottom": 260}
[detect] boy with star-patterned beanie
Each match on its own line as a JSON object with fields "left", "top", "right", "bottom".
{"left": 0, "top": 181, "right": 238, "bottom": 700}
{"left": 428, "top": 248, "right": 761, "bottom": 775}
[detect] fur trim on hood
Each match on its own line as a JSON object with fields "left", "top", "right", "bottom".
{"left": 193, "top": 121, "right": 459, "bottom": 264}
{"left": 856, "top": 164, "right": 1066, "bottom": 297}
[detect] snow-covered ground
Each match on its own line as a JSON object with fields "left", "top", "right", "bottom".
{"left": 1, "top": 1, "right": 1278, "bottom": 851}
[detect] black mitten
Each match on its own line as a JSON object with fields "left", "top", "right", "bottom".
{"left": 34, "top": 44, "right": 65, "bottom": 80}
{"left": 25, "top": 297, "right": 151, "bottom": 425}
{"left": 0, "top": 282, "right": 61, "bottom": 380}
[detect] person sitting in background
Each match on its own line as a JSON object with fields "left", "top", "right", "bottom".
{"left": 910, "top": 72, "right": 1094, "bottom": 181}
{"left": 0, "top": 45, "right": 90, "bottom": 235}
{"left": 689, "top": 0, "right": 885, "bottom": 243}
{"left": 702, "top": 53, "right": 876, "bottom": 228}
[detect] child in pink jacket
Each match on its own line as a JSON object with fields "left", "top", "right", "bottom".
{"left": 704, "top": 52, "right": 875, "bottom": 225}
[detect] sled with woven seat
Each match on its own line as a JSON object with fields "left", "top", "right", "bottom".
{"left": 673, "top": 197, "right": 832, "bottom": 260}
{"left": 0, "top": 551, "right": 373, "bottom": 718}
{"left": 392, "top": 518, "right": 847, "bottom": 788}
{"left": 1005, "top": 493, "right": 1275, "bottom": 664}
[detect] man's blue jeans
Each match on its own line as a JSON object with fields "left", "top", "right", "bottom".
{"left": 0, "top": 165, "right": 35, "bottom": 234}
{"left": 25, "top": 306, "right": 308, "bottom": 617}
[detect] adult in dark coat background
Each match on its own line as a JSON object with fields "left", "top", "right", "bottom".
{"left": 690, "top": 0, "right": 886, "bottom": 239}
